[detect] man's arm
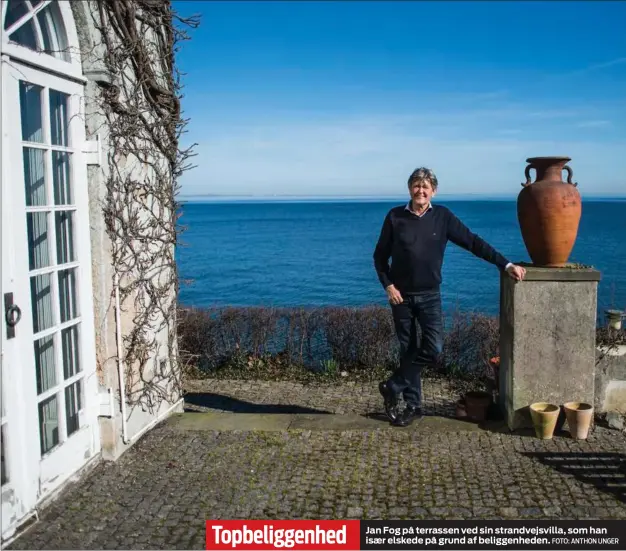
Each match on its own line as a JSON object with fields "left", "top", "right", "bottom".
{"left": 446, "top": 211, "right": 510, "bottom": 269}
{"left": 373, "top": 211, "right": 394, "bottom": 288}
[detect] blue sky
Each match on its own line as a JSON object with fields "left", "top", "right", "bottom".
{"left": 174, "top": 1, "right": 626, "bottom": 197}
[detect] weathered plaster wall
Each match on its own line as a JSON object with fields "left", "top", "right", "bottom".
{"left": 71, "top": 1, "right": 182, "bottom": 461}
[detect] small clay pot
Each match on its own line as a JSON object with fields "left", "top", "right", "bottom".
{"left": 605, "top": 310, "right": 623, "bottom": 330}
{"left": 464, "top": 391, "right": 491, "bottom": 422}
{"left": 455, "top": 399, "right": 467, "bottom": 419}
{"left": 530, "top": 402, "right": 560, "bottom": 439}
{"left": 563, "top": 401, "right": 593, "bottom": 440}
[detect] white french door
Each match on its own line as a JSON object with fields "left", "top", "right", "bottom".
{"left": 1, "top": 57, "right": 99, "bottom": 539}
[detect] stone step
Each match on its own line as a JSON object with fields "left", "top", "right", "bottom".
{"left": 165, "top": 412, "right": 490, "bottom": 432}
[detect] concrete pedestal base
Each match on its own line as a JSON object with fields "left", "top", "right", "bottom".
{"left": 499, "top": 265, "right": 601, "bottom": 431}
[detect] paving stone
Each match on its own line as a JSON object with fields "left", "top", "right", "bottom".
{"left": 346, "top": 507, "right": 364, "bottom": 518}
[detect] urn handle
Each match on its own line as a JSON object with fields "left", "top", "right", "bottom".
{"left": 564, "top": 166, "right": 578, "bottom": 187}
{"left": 521, "top": 165, "right": 533, "bottom": 187}
{"left": 521, "top": 164, "right": 579, "bottom": 187}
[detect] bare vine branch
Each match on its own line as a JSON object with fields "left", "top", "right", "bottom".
{"left": 88, "top": 0, "right": 200, "bottom": 413}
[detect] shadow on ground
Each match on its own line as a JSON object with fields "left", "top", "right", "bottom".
{"left": 522, "top": 452, "right": 626, "bottom": 504}
{"left": 184, "top": 392, "right": 332, "bottom": 414}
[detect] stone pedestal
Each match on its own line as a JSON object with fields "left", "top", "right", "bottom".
{"left": 499, "top": 265, "right": 601, "bottom": 430}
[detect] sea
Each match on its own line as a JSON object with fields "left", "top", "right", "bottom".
{"left": 176, "top": 197, "right": 626, "bottom": 318}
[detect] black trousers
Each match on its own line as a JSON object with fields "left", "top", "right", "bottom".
{"left": 386, "top": 290, "right": 444, "bottom": 409}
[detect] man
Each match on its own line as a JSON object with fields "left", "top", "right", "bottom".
{"left": 373, "top": 167, "right": 526, "bottom": 427}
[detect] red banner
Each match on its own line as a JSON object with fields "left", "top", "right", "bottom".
{"left": 206, "top": 520, "right": 361, "bottom": 550}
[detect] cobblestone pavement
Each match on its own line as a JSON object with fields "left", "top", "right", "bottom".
{"left": 8, "top": 380, "right": 626, "bottom": 550}
{"left": 183, "top": 377, "right": 464, "bottom": 417}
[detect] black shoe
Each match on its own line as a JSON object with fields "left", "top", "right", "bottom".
{"left": 378, "top": 381, "right": 399, "bottom": 421}
{"left": 392, "top": 406, "right": 423, "bottom": 427}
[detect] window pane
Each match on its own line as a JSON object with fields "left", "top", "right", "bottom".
{"left": 58, "top": 268, "right": 78, "bottom": 322}
{"left": 49, "top": 90, "right": 69, "bottom": 146}
{"left": 37, "top": 8, "right": 54, "bottom": 57}
{"left": 9, "top": 18, "right": 38, "bottom": 50}
{"left": 4, "top": 0, "right": 29, "bottom": 29}
{"left": 34, "top": 335, "right": 56, "bottom": 395}
{"left": 31, "top": 273, "right": 54, "bottom": 333}
{"left": 27, "top": 212, "right": 50, "bottom": 270}
{"left": 52, "top": 151, "right": 72, "bottom": 204}
{"left": 7, "top": 1, "right": 70, "bottom": 62}
{"left": 38, "top": 2, "right": 70, "bottom": 62}
{"left": 39, "top": 395, "right": 59, "bottom": 455}
{"left": 23, "top": 147, "right": 47, "bottom": 206}
{"left": 65, "top": 381, "right": 82, "bottom": 436}
{"left": 19, "top": 82, "right": 43, "bottom": 143}
{"left": 62, "top": 325, "right": 81, "bottom": 379}
{"left": 55, "top": 211, "right": 75, "bottom": 264}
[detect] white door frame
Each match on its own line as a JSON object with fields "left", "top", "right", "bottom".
{"left": 1, "top": 55, "right": 100, "bottom": 540}
{"left": 1, "top": 52, "right": 33, "bottom": 541}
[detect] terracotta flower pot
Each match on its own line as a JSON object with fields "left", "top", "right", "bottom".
{"left": 563, "top": 402, "right": 593, "bottom": 440}
{"left": 489, "top": 356, "right": 500, "bottom": 395}
{"left": 529, "top": 402, "right": 560, "bottom": 439}
{"left": 464, "top": 391, "right": 491, "bottom": 422}
{"left": 517, "top": 157, "right": 582, "bottom": 266}
{"left": 455, "top": 399, "right": 467, "bottom": 420}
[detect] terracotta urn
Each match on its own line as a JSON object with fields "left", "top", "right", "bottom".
{"left": 517, "top": 157, "right": 582, "bottom": 266}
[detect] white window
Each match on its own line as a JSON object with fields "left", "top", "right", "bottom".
{"left": 4, "top": 0, "right": 70, "bottom": 61}
{"left": 2, "top": 0, "right": 84, "bottom": 79}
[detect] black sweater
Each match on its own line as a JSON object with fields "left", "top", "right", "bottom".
{"left": 373, "top": 204, "right": 509, "bottom": 293}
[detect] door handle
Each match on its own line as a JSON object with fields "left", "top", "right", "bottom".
{"left": 4, "top": 293, "right": 22, "bottom": 339}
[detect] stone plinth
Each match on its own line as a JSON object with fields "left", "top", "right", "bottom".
{"left": 499, "top": 265, "right": 601, "bottom": 430}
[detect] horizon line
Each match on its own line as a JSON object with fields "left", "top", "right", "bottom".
{"left": 179, "top": 193, "right": 626, "bottom": 200}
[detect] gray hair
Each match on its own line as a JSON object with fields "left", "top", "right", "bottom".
{"left": 408, "top": 167, "right": 438, "bottom": 190}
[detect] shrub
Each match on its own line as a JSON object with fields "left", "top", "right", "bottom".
{"left": 177, "top": 305, "right": 499, "bottom": 382}
{"left": 442, "top": 309, "right": 499, "bottom": 380}
{"left": 178, "top": 305, "right": 623, "bottom": 383}
{"left": 596, "top": 326, "right": 626, "bottom": 347}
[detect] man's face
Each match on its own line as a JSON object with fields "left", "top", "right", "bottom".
{"left": 409, "top": 179, "right": 436, "bottom": 208}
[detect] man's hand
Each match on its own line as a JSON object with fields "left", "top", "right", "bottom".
{"left": 506, "top": 264, "right": 527, "bottom": 281}
{"left": 385, "top": 284, "right": 404, "bottom": 305}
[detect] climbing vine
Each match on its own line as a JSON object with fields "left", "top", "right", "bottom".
{"left": 88, "top": 0, "right": 199, "bottom": 412}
